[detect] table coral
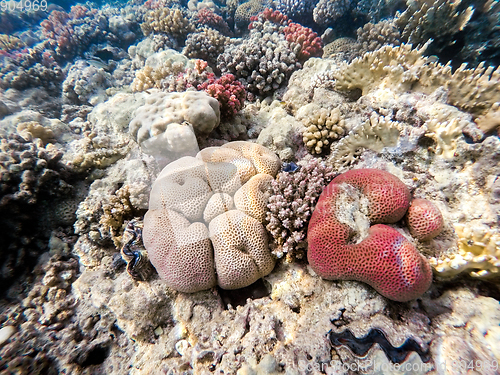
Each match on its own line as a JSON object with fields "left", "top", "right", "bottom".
{"left": 307, "top": 169, "right": 433, "bottom": 302}
{"left": 143, "top": 141, "right": 280, "bottom": 292}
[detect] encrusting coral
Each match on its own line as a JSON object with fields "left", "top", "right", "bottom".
{"left": 430, "top": 223, "right": 500, "bottom": 279}
{"left": 143, "top": 141, "right": 281, "bottom": 292}
{"left": 308, "top": 169, "right": 435, "bottom": 302}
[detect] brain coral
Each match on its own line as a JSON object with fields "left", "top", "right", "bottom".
{"left": 405, "top": 199, "right": 443, "bottom": 241}
{"left": 143, "top": 141, "right": 281, "bottom": 292}
{"left": 307, "top": 169, "right": 433, "bottom": 302}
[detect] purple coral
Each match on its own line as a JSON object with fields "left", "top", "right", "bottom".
{"left": 265, "top": 156, "right": 336, "bottom": 261}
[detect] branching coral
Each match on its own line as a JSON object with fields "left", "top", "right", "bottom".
{"left": 182, "top": 28, "right": 229, "bottom": 67}
{"left": 266, "top": 157, "right": 336, "bottom": 261}
{"left": 283, "top": 22, "right": 323, "bottom": 61}
{"left": 302, "top": 107, "right": 345, "bottom": 155}
{"left": 198, "top": 73, "right": 246, "bottom": 119}
{"left": 328, "top": 113, "right": 401, "bottom": 167}
{"left": 334, "top": 44, "right": 500, "bottom": 120}
{"left": 395, "top": 0, "right": 473, "bottom": 53}
{"left": 141, "top": 8, "right": 194, "bottom": 38}
{"left": 356, "top": 20, "right": 401, "bottom": 52}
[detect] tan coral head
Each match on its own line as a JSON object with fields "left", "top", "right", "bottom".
{"left": 143, "top": 141, "right": 281, "bottom": 292}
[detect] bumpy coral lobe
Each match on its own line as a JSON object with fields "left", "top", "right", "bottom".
{"left": 307, "top": 169, "right": 432, "bottom": 302}
{"left": 405, "top": 198, "right": 443, "bottom": 241}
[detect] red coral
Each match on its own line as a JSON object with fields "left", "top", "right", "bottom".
{"left": 198, "top": 74, "right": 246, "bottom": 119}
{"left": 196, "top": 8, "right": 231, "bottom": 35}
{"left": 405, "top": 199, "right": 443, "bottom": 241}
{"left": 249, "top": 8, "right": 290, "bottom": 29}
{"left": 283, "top": 22, "right": 323, "bottom": 61}
{"left": 307, "top": 169, "right": 432, "bottom": 302}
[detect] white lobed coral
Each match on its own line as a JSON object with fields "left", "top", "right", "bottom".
{"left": 129, "top": 90, "right": 220, "bottom": 159}
{"left": 143, "top": 141, "right": 281, "bottom": 292}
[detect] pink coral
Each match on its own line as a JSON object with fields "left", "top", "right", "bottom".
{"left": 249, "top": 8, "right": 290, "bottom": 29}
{"left": 283, "top": 22, "right": 323, "bottom": 61}
{"left": 307, "top": 169, "right": 432, "bottom": 302}
{"left": 405, "top": 199, "right": 444, "bottom": 241}
{"left": 195, "top": 8, "right": 231, "bottom": 35}
{"left": 198, "top": 74, "right": 246, "bottom": 119}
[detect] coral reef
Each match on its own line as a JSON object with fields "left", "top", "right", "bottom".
{"left": 234, "top": 0, "right": 270, "bottom": 30}
{"left": 0, "top": 131, "right": 79, "bottom": 287}
{"left": 283, "top": 22, "right": 323, "bottom": 61}
{"left": 141, "top": 8, "right": 194, "bottom": 38}
{"left": 194, "top": 8, "right": 231, "bottom": 35}
{"left": 266, "top": 156, "right": 335, "bottom": 260}
{"left": 307, "top": 169, "right": 432, "bottom": 302}
{"left": 395, "top": 0, "right": 474, "bottom": 55}
{"left": 430, "top": 223, "right": 500, "bottom": 279}
{"left": 129, "top": 90, "right": 220, "bottom": 159}
{"left": 301, "top": 106, "right": 345, "bottom": 155}
{"left": 198, "top": 73, "right": 246, "bottom": 119}
{"left": 143, "top": 141, "right": 280, "bottom": 292}
{"left": 217, "top": 19, "right": 301, "bottom": 99}
{"left": 41, "top": 5, "right": 108, "bottom": 61}
{"left": 182, "top": 28, "right": 229, "bottom": 67}
{"left": 62, "top": 60, "right": 114, "bottom": 106}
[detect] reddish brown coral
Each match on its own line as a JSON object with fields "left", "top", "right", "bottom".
{"left": 405, "top": 198, "right": 444, "bottom": 241}
{"left": 283, "top": 22, "right": 323, "bottom": 61}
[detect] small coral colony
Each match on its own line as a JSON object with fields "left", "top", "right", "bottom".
{"left": 1, "top": 0, "right": 500, "bottom": 372}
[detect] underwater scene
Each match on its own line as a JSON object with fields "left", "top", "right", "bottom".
{"left": 1, "top": 0, "right": 500, "bottom": 373}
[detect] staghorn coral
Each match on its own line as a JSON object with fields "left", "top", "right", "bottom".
{"left": 307, "top": 169, "right": 432, "bottom": 302}
{"left": 395, "top": 0, "right": 473, "bottom": 54}
{"left": 328, "top": 113, "right": 401, "bottom": 167}
{"left": 182, "top": 28, "right": 229, "bottom": 67}
{"left": 266, "top": 156, "right": 336, "bottom": 261}
{"left": 141, "top": 8, "right": 194, "bottom": 38}
{"left": 198, "top": 73, "right": 246, "bottom": 120}
{"left": 356, "top": 20, "right": 401, "bottom": 52}
{"left": 302, "top": 107, "right": 345, "bottom": 155}
{"left": 430, "top": 223, "right": 500, "bottom": 279}
{"left": 143, "top": 141, "right": 280, "bottom": 292}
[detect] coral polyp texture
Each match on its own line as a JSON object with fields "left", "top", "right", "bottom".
{"left": 307, "top": 169, "right": 433, "bottom": 302}
{"left": 405, "top": 198, "right": 444, "bottom": 241}
{"left": 143, "top": 141, "right": 280, "bottom": 292}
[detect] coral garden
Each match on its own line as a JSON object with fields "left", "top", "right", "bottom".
{"left": 1, "top": 0, "right": 500, "bottom": 373}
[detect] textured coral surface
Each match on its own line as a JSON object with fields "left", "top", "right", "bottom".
{"left": 307, "top": 169, "right": 432, "bottom": 302}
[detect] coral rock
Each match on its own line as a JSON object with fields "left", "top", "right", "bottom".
{"left": 307, "top": 169, "right": 432, "bottom": 302}
{"left": 405, "top": 198, "right": 444, "bottom": 241}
